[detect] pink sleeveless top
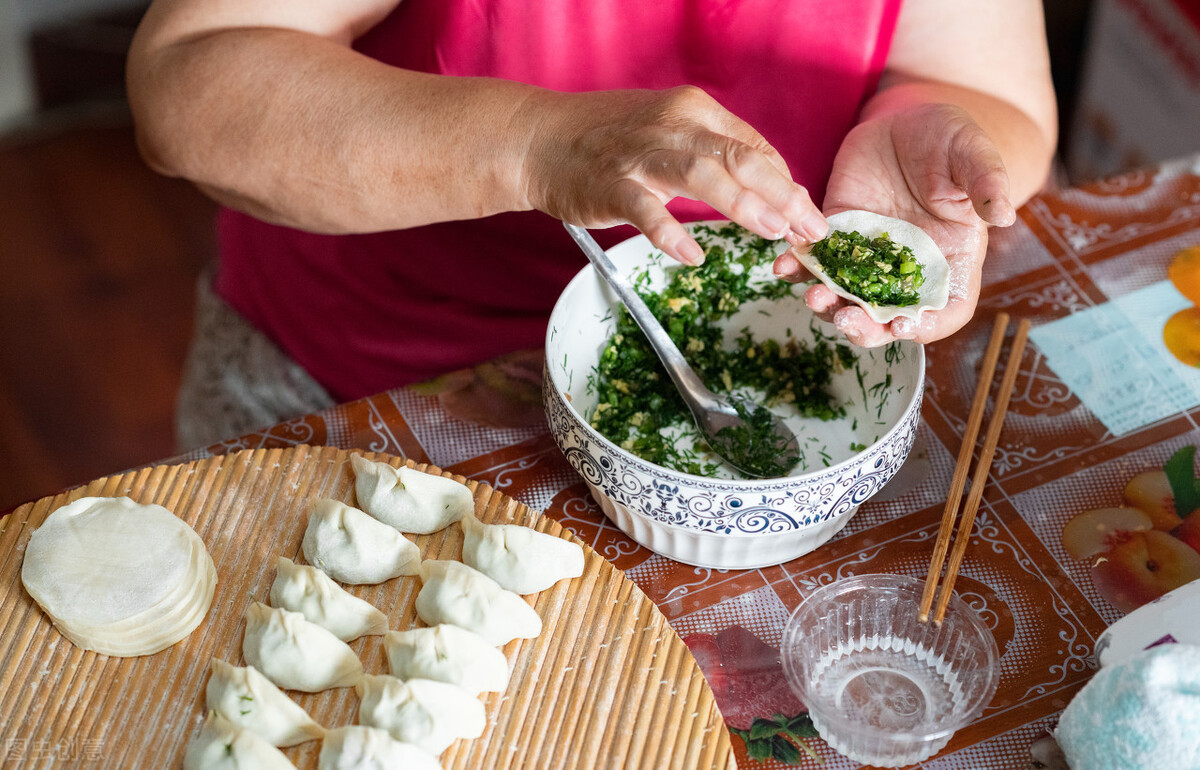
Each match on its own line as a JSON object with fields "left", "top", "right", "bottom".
{"left": 216, "top": 0, "right": 902, "bottom": 400}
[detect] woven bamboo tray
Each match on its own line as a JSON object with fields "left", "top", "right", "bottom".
{"left": 0, "top": 445, "right": 734, "bottom": 769}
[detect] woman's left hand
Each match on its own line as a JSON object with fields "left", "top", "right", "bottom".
{"left": 772, "top": 102, "right": 1016, "bottom": 347}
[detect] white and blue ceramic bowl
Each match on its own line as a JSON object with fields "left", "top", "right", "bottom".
{"left": 545, "top": 223, "right": 925, "bottom": 569}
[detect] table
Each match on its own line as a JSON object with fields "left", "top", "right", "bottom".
{"left": 22, "top": 157, "right": 1200, "bottom": 768}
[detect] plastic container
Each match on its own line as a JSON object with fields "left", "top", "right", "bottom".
{"left": 781, "top": 574, "right": 1000, "bottom": 767}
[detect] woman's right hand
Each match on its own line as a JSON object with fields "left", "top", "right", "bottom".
{"left": 519, "top": 86, "right": 828, "bottom": 265}
{"left": 130, "top": 0, "right": 824, "bottom": 248}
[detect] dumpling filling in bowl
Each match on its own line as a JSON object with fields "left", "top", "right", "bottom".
{"left": 571, "top": 222, "right": 916, "bottom": 480}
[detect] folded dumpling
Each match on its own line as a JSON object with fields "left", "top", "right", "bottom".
{"left": 356, "top": 674, "right": 486, "bottom": 756}
{"left": 384, "top": 624, "right": 510, "bottom": 695}
{"left": 301, "top": 499, "right": 421, "bottom": 585}
{"left": 318, "top": 725, "right": 442, "bottom": 770}
{"left": 205, "top": 658, "right": 324, "bottom": 747}
{"left": 183, "top": 711, "right": 296, "bottom": 770}
{"left": 350, "top": 455, "right": 475, "bottom": 534}
{"left": 414, "top": 560, "right": 542, "bottom": 647}
{"left": 242, "top": 602, "right": 363, "bottom": 692}
{"left": 460, "top": 511, "right": 586, "bottom": 594}
{"left": 270, "top": 556, "right": 389, "bottom": 641}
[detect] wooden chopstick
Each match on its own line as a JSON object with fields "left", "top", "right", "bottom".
{"left": 919, "top": 314, "right": 1031, "bottom": 624}
{"left": 918, "top": 313, "right": 1009, "bottom": 620}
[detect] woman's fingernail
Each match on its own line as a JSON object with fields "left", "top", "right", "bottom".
{"left": 803, "top": 213, "right": 829, "bottom": 241}
{"left": 759, "top": 210, "right": 789, "bottom": 239}
{"left": 980, "top": 195, "right": 1016, "bottom": 227}
{"left": 773, "top": 252, "right": 800, "bottom": 276}
{"left": 677, "top": 238, "right": 705, "bottom": 266}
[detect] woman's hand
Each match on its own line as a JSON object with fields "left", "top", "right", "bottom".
{"left": 520, "top": 86, "right": 828, "bottom": 266}
{"left": 772, "top": 103, "right": 1015, "bottom": 347}
{"left": 770, "top": 0, "right": 1057, "bottom": 349}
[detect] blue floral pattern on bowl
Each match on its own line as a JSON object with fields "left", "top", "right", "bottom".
{"left": 545, "top": 367, "right": 922, "bottom": 535}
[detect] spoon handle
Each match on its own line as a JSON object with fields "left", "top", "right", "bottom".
{"left": 564, "top": 224, "right": 711, "bottom": 401}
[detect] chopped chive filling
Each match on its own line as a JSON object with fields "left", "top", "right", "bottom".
{"left": 710, "top": 399, "right": 799, "bottom": 479}
{"left": 811, "top": 229, "right": 924, "bottom": 306}
{"left": 589, "top": 223, "right": 853, "bottom": 478}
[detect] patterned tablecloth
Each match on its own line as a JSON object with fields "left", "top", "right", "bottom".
{"left": 84, "top": 158, "right": 1200, "bottom": 767}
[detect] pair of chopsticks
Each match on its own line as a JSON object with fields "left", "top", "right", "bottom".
{"left": 919, "top": 312, "right": 1031, "bottom": 624}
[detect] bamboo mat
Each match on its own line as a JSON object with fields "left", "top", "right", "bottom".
{"left": 0, "top": 446, "right": 734, "bottom": 769}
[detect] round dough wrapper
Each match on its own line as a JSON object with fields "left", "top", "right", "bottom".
{"left": 21, "top": 496, "right": 217, "bottom": 657}
{"left": 795, "top": 210, "right": 950, "bottom": 323}
{"left": 48, "top": 536, "right": 204, "bottom": 637}
{"left": 61, "top": 551, "right": 218, "bottom": 656}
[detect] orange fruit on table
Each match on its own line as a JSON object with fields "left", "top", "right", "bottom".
{"left": 1168, "top": 245, "right": 1200, "bottom": 304}
{"left": 1163, "top": 306, "right": 1200, "bottom": 367}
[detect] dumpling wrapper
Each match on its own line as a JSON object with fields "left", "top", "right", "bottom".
{"left": 183, "top": 711, "right": 296, "bottom": 770}
{"left": 20, "top": 496, "right": 217, "bottom": 657}
{"left": 350, "top": 455, "right": 476, "bottom": 534}
{"left": 270, "top": 556, "right": 388, "bottom": 641}
{"left": 356, "top": 674, "right": 486, "bottom": 756}
{"left": 242, "top": 602, "right": 364, "bottom": 693}
{"left": 30, "top": 535, "right": 218, "bottom": 657}
{"left": 414, "top": 560, "right": 542, "bottom": 647}
{"left": 205, "top": 658, "right": 325, "bottom": 747}
{"left": 460, "top": 510, "right": 585, "bottom": 594}
{"left": 795, "top": 210, "right": 950, "bottom": 323}
{"left": 302, "top": 498, "right": 421, "bottom": 584}
{"left": 384, "top": 624, "right": 510, "bottom": 695}
{"left": 318, "top": 725, "right": 442, "bottom": 770}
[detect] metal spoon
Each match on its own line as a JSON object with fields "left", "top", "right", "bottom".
{"left": 564, "top": 223, "right": 800, "bottom": 478}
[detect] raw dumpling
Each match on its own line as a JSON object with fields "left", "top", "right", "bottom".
{"left": 301, "top": 499, "right": 421, "bottom": 584}
{"left": 183, "top": 711, "right": 295, "bottom": 770}
{"left": 356, "top": 674, "right": 486, "bottom": 756}
{"left": 350, "top": 455, "right": 475, "bottom": 534}
{"left": 460, "top": 511, "right": 585, "bottom": 594}
{"left": 384, "top": 624, "right": 510, "bottom": 695}
{"left": 205, "top": 658, "right": 324, "bottom": 747}
{"left": 242, "top": 602, "right": 363, "bottom": 692}
{"left": 794, "top": 209, "right": 950, "bottom": 323}
{"left": 414, "top": 560, "right": 542, "bottom": 647}
{"left": 270, "top": 556, "right": 388, "bottom": 641}
{"left": 318, "top": 725, "right": 442, "bottom": 770}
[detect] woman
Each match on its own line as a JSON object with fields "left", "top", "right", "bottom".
{"left": 126, "top": 0, "right": 1057, "bottom": 447}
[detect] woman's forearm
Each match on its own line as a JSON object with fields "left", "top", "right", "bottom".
{"left": 128, "top": 26, "right": 543, "bottom": 233}
{"left": 868, "top": 0, "right": 1058, "bottom": 210}
{"left": 128, "top": 0, "right": 828, "bottom": 260}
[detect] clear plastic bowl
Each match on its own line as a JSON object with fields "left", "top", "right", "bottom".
{"left": 781, "top": 574, "right": 1000, "bottom": 767}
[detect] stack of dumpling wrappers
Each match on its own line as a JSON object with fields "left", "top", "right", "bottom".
{"left": 21, "top": 496, "right": 218, "bottom": 657}
{"left": 190, "top": 454, "right": 586, "bottom": 769}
